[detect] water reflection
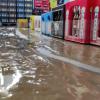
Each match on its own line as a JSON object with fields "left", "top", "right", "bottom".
{"left": 0, "top": 29, "right": 100, "bottom": 100}
{"left": 0, "top": 65, "right": 22, "bottom": 98}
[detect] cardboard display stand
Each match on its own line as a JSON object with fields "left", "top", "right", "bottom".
{"left": 51, "top": 5, "right": 65, "bottom": 39}
{"left": 65, "top": 0, "right": 95, "bottom": 43}
{"left": 91, "top": 0, "right": 100, "bottom": 46}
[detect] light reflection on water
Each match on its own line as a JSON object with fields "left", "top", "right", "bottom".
{"left": 0, "top": 66, "right": 22, "bottom": 99}
{"left": 0, "top": 31, "right": 100, "bottom": 100}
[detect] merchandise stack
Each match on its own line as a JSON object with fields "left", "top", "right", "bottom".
{"left": 34, "top": 0, "right": 50, "bottom": 15}
{"left": 41, "top": 0, "right": 100, "bottom": 46}
{"left": 64, "top": 0, "right": 94, "bottom": 43}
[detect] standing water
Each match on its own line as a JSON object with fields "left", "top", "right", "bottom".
{"left": 0, "top": 28, "right": 100, "bottom": 100}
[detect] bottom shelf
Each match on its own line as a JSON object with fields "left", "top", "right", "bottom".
{"left": 1, "top": 22, "right": 17, "bottom": 26}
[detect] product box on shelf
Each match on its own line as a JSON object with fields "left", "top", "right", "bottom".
{"left": 34, "top": 0, "right": 42, "bottom": 8}
{"left": 42, "top": 0, "right": 49, "bottom": 5}
{"left": 57, "top": 0, "right": 64, "bottom": 5}
{"left": 91, "top": 0, "right": 100, "bottom": 46}
{"left": 34, "top": 16, "right": 41, "bottom": 32}
{"left": 42, "top": 7, "right": 50, "bottom": 12}
{"left": 30, "top": 15, "right": 34, "bottom": 30}
{"left": 34, "top": 0, "right": 42, "bottom": 4}
{"left": 33, "top": 8, "right": 43, "bottom": 15}
{"left": 41, "top": 11, "right": 52, "bottom": 35}
{"left": 41, "top": 13, "right": 46, "bottom": 34}
{"left": 42, "top": 0, "right": 50, "bottom": 11}
{"left": 51, "top": 5, "right": 65, "bottom": 39}
{"left": 17, "top": 19, "right": 29, "bottom": 28}
{"left": 50, "top": 0, "right": 57, "bottom": 9}
{"left": 65, "top": 0, "right": 95, "bottom": 43}
{"left": 35, "top": 4, "right": 42, "bottom": 8}
{"left": 45, "top": 12, "right": 53, "bottom": 36}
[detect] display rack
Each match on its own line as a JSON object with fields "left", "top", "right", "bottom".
{"left": 17, "top": 0, "right": 33, "bottom": 18}
{"left": 25, "top": 0, "right": 33, "bottom": 18}
{"left": 0, "top": 0, "right": 2, "bottom": 26}
{"left": 17, "top": 0, "right": 25, "bottom": 18}
{"left": 0, "top": 0, "right": 33, "bottom": 26}
{"left": 1, "top": 0, "right": 17, "bottom": 26}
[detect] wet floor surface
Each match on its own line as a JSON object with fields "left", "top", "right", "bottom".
{"left": 0, "top": 28, "right": 100, "bottom": 100}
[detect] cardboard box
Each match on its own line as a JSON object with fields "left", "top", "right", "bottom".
{"left": 17, "top": 19, "right": 29, "bottom": 28}
{"left": 50, "top": 0, "right": 57, "bottom": 9}
{"left": 90, "top": 0, "right": 100, "bottom": 46}
{"left": 30, "top": 16, "right": 34, "bottom": 30}
{"left": 65, "top": 0, "right": 95, "bottom": 43}
{"left": 41, "top": 13, "right": 46, "bottom": 34}
{"left": 34, "top": 16, "right": 41, "bottom": 32}
{"left": 51, "top": 5, "right": 65, "bottom": 39}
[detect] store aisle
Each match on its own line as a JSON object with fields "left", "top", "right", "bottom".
{"left": 0, "top": 28, "right": 100, "bottom": 100}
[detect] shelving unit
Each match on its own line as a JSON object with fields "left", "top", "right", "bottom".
{"left": 17, "top": 0, "right": 25, "bottom": 18}
{"left": 17, "top": 0, "right": 33, "bottom": 19}
{"left": 0, "top": 0, "right": 2, "bottom": 26}
{"left": 25, "top": 0, "right": 33, "bottom": 18}
{"left": 8, "top": 0, "right": 17, "bottom": 25}
{"left": 1, "top": 0, "right": 17, "bottom": 26}
{"left": 0, "top": 0, "right": 33, "bottom": 26}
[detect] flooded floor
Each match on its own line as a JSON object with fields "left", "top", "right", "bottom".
{"left": 0, "top": 28, "right": 100, "bottom": 100}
